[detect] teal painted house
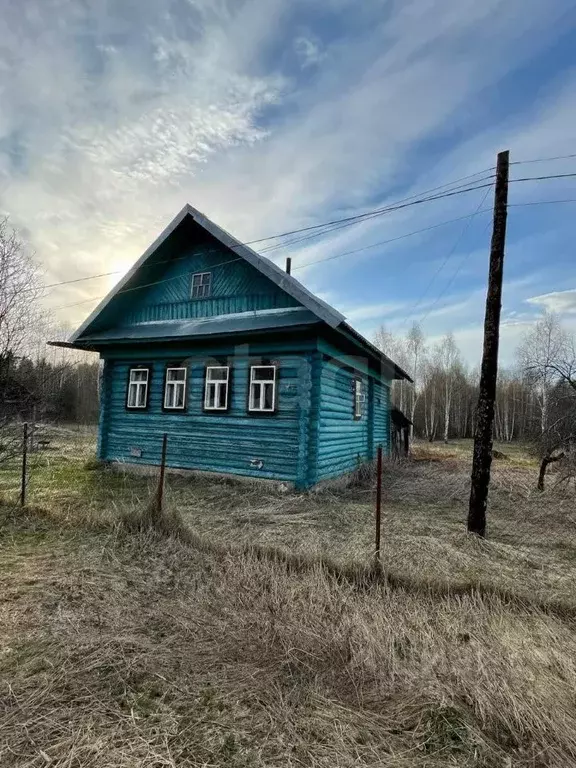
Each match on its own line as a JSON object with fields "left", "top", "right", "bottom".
{"left": 56, "top": 205, "right": 410, "bottom": 489}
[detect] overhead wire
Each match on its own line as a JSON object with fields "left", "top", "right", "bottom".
{"left": 296, "top": 208, "right": 493, "bottom": 270}
{"left": 44, "top": 159, "right": 576, "bottom": 314}
{"left": 510, "top": 152, "right": 576, "bottom": 165}
{"left": 49, "top": 178, "right": 496, "bottom": 311}
{"left": 43, "top": 171, "right": 496, "bottom": 295}
{"left": 510, "top": 172, "right": 576, "bottom": 182}
{"left": 399, "top": 184, "right": 494, "bottom": 328}
{"left": 257, "top": 175, "right": 496, "bottom": 254}
{"left": 419, "top": 215, "right": 493, "bottom": 327}
{"left": 508, "top": 199, "right": 576, "bottom": 207}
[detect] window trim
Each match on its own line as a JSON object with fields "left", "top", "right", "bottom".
{"left": 163, "top": 366, "right": 188, "bottom": 411}
{"left": 126, "top": 366, "right": 152, "bottom": 411}
{"left": 203, "top": 365, "right": 230, "bottom": 412}
{"left": 353, "top": 376, "right": 363, "bottom": 420}
{"left": 191, "top": 271, "right": 212, "bottom": 299}
{"left": 248, "top": 364, "right": 277, "bottom": 414}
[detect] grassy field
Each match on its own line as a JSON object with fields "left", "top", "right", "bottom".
{"left": 1, "top": 433, "right": 576, "bottom": 765}
{"left": 2, "top": 499, "right": 576, "bottom": 766}
{"left": 1, "top": 429, "right": 575, "bottom": 607}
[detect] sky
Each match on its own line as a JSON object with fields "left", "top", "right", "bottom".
{"left": 1, "top": 0, "right": 576, "bottom": 367}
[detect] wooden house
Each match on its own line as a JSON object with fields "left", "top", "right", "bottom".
{"left": 51, "top": 205, "right": 410, "bottom": 488}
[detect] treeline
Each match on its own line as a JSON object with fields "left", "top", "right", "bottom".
{"left": 3, "top": 355, "right": 100, "bottom": 424}
{"left": 374, "top": 313, "right": 576, "bottom": 447}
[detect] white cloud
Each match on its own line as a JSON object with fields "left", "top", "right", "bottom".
{"left": 344, "top": 301, "right": 406, "bottom": 323}
{"left": 0, "top": 0, "right": 574, "bottom": 342}
{"left": 526, "top": 289, "right": 576, "bottom": 314}
{"left": 294, "top": 35, "right": 326, "bottom": 68}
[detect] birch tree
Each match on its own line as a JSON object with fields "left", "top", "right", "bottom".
{"left": 518, "top": 313, "right": 567, "bottom": 433}
{"left": 406, "top": 323, "right": 426, "bottom": 439}
{"left": 437, "top": 332, "right": 460, "bottom": 443}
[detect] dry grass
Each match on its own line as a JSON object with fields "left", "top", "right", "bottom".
{"left": 1, "top": 499, "right": 576, "bottom": 767}
{"left": 2, "top": 434, "right": 576, "bottom": 609}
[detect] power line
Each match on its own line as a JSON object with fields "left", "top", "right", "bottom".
{"left": 258, "top": 175, "right": 496, "bottom": 254}
{"left": 510, "top": 172, "right": 576, "bottom": 182}
{"left": 245, "top": 170, "right": 496, "bottom": 246}
{"left": 44, "top": 271, "right": 120, "bottom": 290}
{"left": 511, "top": 152, "right": 576, "bottom": 165}
{"left": 508, "top": 198, "right": 576, "bottom": 207}
{"left": 40, "top": 169, "right": 496, "bottom": 295}
{"left": 419, "top": 215, "right": 493, "bottom": 326}
{"left": 44, "top": 166, "right": 576, "bottom": 308}
{"left": 400, "top": 185, "right": 493, "bottom": 327}
{"left": 49, "top": 180, "right": 496, "bottom": 311}
{"left": 295, "top": 208, "right": 493, "bottom": 270}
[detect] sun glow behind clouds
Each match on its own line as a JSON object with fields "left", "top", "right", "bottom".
{"left": 0, "top": 0, "right": 575, "bottom": 364}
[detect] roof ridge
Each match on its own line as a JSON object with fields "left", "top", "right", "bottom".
{"left": 70, "top": 205, "right": 344, "bottom": 343}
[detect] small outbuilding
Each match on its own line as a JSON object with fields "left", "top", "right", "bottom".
{"left": 51, "top": 205, "right": 411, "bottom": 488}
{"left": 390, "top": 408, "right": 412, "bottom": 458}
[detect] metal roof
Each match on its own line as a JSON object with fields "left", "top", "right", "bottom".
{"left": 63, "top": 204, "right": 411, "bottom": 381}
{"left": 70, "top": 205, "right": 344, "bottom": 344}
{"left": 72, "top": 307, "right": 320, "bottom": 345}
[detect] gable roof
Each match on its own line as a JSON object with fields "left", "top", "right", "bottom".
{"left": 70, "top": 204, "right": 344, "bottom": 344}
{"left": 64, "top": 204, "right": 411, "bottom": 381}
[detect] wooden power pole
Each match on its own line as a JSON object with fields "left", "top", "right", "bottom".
{"left": 468, "top": 150, "right": 510, "bottom": 537}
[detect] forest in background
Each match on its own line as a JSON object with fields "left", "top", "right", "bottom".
{"left": 375, "top": 313, "right": 576, "bottom": 460}
{"left": 1, "top": 216, "right": 575, "bottom": 462}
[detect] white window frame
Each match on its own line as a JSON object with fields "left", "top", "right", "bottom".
{"left": 191, "top": 271, "right": 212, "bottom": 299}
{"left": 353, "top": 377, "right": 363, "bottom": 420}
{"left": 164, "top": 367, "right": 187, "bottom": 410}
{"left": 249, "top": 365, "right": 276, "bottom": 413}
{"left": 127, "top": 368, "right": 150, "bottom": 410}
{"left": 204, "top": 366, "right": 230, "bottom": 411}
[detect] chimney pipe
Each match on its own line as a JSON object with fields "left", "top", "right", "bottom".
{"left": 285, "top": 257, "right": 292, "bottom": 275}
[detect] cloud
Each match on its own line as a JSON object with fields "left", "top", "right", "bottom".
{"left": 294, "top": 35, "right": 326, "bottom": 68}
{"left": 526, "top": 289, "right": 576, "bottom": 314}
{"left": 0, "top": 0, "right": 574, "bottom": 357}
{"left": 344, "top": 301, "right": 406, "bottom": 323}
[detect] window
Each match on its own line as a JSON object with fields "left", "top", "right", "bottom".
{"left": 191, "top": 271, "right": 211, "bottom": 299}
{"left": 204, "top": 366, "right": 230, "bottom": 410}
{"left": 164, "top": 367, "right": 187, "bottom": 410}
{"left": 353, "top": 378, "right": 363, "bottom": 420}
{"left": 126, "top": 368, "right": 150, "bottom": 409}
{"left": 249, "top": 366, "right": 276, "bottom": 413}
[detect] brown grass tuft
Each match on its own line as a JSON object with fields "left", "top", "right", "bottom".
{"left": 2, "top": 506, "right": 576, "bottom": 766}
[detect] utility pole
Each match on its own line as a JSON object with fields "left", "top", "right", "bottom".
{"left": 468, "top": 150, "right": 509, "bottom": 537}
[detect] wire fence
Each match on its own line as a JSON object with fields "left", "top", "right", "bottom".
{"left": 1, "top": 420, "right": 576, "bottom": 603}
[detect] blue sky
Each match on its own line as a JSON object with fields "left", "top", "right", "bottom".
{"left": 1, "top": 0, "right": 576, "bottom": 365}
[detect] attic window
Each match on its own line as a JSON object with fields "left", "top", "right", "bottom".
{"left": 191, "top": 271, "right": 211, "bottom": 299}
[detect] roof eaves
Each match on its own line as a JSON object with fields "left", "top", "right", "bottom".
{"left": 340, "top": 322, "right": 413, "bottom": 382}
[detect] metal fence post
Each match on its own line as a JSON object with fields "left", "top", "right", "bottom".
{"left": 375, "top": 444, "right": 383, "bottom": 561}
{"left": 20, "top": 422, "right": 28, "bottom": 507}
{"left": 154, "top": 433, "right": 168, "bottom": 520}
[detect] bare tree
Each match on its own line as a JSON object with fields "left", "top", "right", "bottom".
{"left": 518, "top": 313, "right": 567, "bottom": 433}
{"left": 436, "top": 332, "right": 460, "bottom": 443}
{"left": 374, "top": 324, "right": 410, "bottom": 414}
{"left": 0, "top": 218, "right": 43, "bottom": 372}
{"left": 406, "top": 323, "right": 426, "bottom": 440}
{"left": 0, "top": 219, "right": 44, "bottom": 464}
{"left": 518, "top": 314, "right": 576, "bottom": 489}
